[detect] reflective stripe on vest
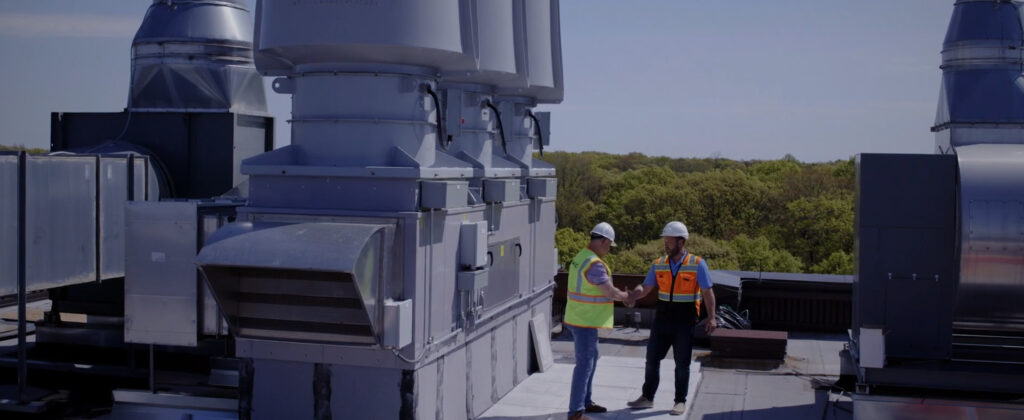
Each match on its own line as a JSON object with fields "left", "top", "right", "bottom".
{"left": 653, "top": 253, "right": 703, "bottom": 315}
{"left": 564, "top": 248, "right": 614, "bottom": 328}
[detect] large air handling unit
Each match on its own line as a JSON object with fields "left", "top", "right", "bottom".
{"left": 1, "top": 1, "right": 563, "bottom": 419}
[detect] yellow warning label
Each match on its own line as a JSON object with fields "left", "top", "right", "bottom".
{"left": 500, "top": 245, "right": 505, "bottom": 257}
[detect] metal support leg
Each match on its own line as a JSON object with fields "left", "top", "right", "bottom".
{"left": 149, "top": 344, "right": 155, "bottom": 392}
{"left": 17, "top": 151, "right": 27, "bottom": 403}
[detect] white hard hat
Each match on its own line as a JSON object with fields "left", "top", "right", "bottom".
{"left": 590, "top": 222, "right": 617, "bottom": 247}
{"left": 661, "top": 221, "right": 689, "bottom": 239}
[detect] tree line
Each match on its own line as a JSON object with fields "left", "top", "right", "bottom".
{"left": 545, "top": 151, "right": 854, "bottom": 275}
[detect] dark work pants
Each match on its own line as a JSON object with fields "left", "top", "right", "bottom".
{"left": 641, "top": 301, "right": 696, "bottom": 403}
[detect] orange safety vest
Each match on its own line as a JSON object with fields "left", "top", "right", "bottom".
{"left": 653, "top": 252, "right": 703, "bottom": 315}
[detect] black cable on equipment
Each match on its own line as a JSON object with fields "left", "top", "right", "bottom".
{"left": 484, "top": 100, "right": 508, "bottom": 156}
{"left": 527, "top": 110, "right": 544, "bottom": 157}
{"left": 423, "top": 85, "right": 450, "bottom": 150}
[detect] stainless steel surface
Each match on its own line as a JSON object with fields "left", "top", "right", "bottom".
{"left": 933, "top": 0, "right": 1024, "bottom": 152}
{"left": 955, "top": 144, "right": 1024, "bottom": 332}
{"left": 130, "top": 0, "right": 266, "bottom": 113}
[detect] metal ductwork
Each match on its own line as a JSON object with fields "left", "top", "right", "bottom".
{"left": 933, "top": 0, "right": 1024, "bottom": 152}
{"left": 129, "top": 0, "right": 267, "bottom": 114}
{"left": 197, "top": 221, "right": 392, "bottom": 345}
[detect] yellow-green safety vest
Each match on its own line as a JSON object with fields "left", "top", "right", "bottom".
{"left": 564, "top": 248, "right": 613, "bottom": 329}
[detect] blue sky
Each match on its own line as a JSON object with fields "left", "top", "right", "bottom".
{"left": 0, "top": 1, "right": 952, "bottom": 162}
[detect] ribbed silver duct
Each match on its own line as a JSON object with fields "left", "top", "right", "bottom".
{"left": 129, "top": 0, "right": 267, "bottom": 114}
{"left": 933, "top": 0, "right": 1024, "bottom": 152}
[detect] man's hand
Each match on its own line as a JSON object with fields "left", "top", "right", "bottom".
{"left": 622, "top": 287, "right": 635, "bottom": 307}
{"left": 705, "top": 317, "right": 718, "bottom": 334}
{"left": 624, "top": 288, "right": 644, "bottom": 307}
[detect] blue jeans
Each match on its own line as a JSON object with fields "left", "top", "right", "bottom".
{"left": 641, "top": 301, "right": 696, "bottom": 403}
{"left": 566, "top": 324, "right": 599, "bottom": 414}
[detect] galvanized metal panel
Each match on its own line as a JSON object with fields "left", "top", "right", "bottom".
{"left": 233, "top": 114, "right": 271, "bottom": 186}
{"left": 0, "top": 155, "right": 17, "bottom": 295}
{"left": 468, "top": 334, "right": 494, "bottom": 418}
{"left": 132, "top": 157, "right": 148, "bottom": 200}
{"left": 25, "top": 156, "right": 97, "bottom": 289}
{"left": 442, "top": 348, "right": 468, "bottom": 420}
{"left": 426, "top": 212, "right": 461, "bottom": 340}
{"left": 514, "top": 313, "right": 530, "bottom": 384}
{"left": 484, "top": 237, "right": 522, "bottom": 311}
{"left": 415, "top": 359, "right": 439, "bottom": 420}
{"left": 533, "top": 199, "right": 557, "bottom": 291}
{"left": 494, "top": 322, "right": 515, "bottom": 398}
{"left": 124, "top": 201, "right": 199, "bottom": 346}
{"left": 99, "top": 157, "right": 129, "bottom": 279}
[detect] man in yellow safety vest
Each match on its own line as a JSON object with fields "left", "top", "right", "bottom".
{"left": 626, "top": 221, "right": 717, "bottom": 416}
{"left": 564, "top": 222, "right": 633, "bottom": 420}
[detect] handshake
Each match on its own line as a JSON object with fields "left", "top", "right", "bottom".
{"left": 620, "top": 285, "right": 645, "bottom": 308}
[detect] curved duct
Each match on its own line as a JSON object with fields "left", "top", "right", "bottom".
{"left": 129, "top": 0, "right": 267, "bottom": 114}
{"left": 954, "top": 144, "right": 1024, "bottom": 332}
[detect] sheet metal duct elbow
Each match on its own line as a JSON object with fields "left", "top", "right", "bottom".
{"left": 129, "top": 0, "right": 267, "bottom": 114}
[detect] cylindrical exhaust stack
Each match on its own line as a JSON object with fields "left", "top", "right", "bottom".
{"left": 129, "top": 0, "right": 266, "bottom": 114}
{"left": 933, "top": 0, "right": 1024, "bottom": 153}
{"left": 253, "top": 0, "right": 476, "bottom": 168}
{"left": 495, "top": 0, "right": 563, "bottom": 177}
{"left": 439, "top": 0, "right": 525, "bottom": 179}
